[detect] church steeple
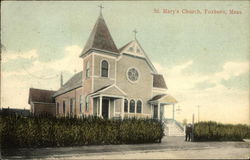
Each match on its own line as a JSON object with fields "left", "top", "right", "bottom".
{"left": 80, "top": 7, "right": 119, "bottom": 57}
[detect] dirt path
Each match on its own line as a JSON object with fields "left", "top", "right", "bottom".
{"left": 2, "top": 136, "right": 250, "bottom": 159}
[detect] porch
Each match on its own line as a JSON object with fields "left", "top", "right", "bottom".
{"left": 149, "top": 94, "right": 178, "bottom": 120}
{"left": 90, "top": 84, "right": 127, "bottom": 119}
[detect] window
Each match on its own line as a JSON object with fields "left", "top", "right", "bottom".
{"left": 86, "top": 61, "right": 90, "bottom": 78}
{"left": 63, "top": 101, "right": 66, "bottom": 114}
{"left": 85, "top": 97, "right": 89, "bottom": 112}
{"left": 129, "top": 100, "right": 135, "bottom": 113}
{"left": 101, "top": 60, "right": 109, "bottom": 77}
{"left": 124, "top": 99, "right": 128, "bottom": 112}
{"left": 129, "top": 47, "right": 134, "bottom": 52}
{"left": 80, "top": 95, "right": 83, "bottom": 113}
{"left": 127, "top": 68, "right": 139, "bottom": 82}
{"left": 136, "top": 100, "right": 142, "bottom": 113}
{"left": 56, "top": 102, "right": 60, "bottom": 115}
{"left": 70, "top": 98, "right": 74, "bottom": 114}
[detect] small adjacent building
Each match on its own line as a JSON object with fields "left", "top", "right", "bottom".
{"left": 28, "top": 11, "right": 178, "bottom": 120}
{"left": 28, "top": 88, "right": 56, "bottom": 116}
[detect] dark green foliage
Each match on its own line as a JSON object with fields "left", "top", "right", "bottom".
{"left": 194, "top": 121, "right": 250, "bottom": 141}
{"left": 0, "top": 114, "right": 164, "bottom": 148}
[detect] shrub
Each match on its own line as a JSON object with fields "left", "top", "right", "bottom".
{"left": 194, "top": 121, "right": 250, "bottom": 141}
{"left": 0, "top": 114, "right": 164, "bottom": 148}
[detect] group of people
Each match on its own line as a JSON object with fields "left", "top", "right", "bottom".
{"left": 185, "top": 123, "right": 193, "bottom": 141}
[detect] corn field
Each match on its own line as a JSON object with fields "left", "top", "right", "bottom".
{"left": 194, "top": 121, "right": 250, "bottom": 141}
{"left": 0, "top": 114, "right": 164, "bottom": 148}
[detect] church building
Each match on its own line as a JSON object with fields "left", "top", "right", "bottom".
{"left": 28, "top": 9, "right": 178, "bottom": 121}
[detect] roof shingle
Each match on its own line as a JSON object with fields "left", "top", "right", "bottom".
{"left": 29, "top": 88, "right": 56, "bottom": 104}
{"left": 80, "top": 14, "right": 119, "bottom": 56}
{"left": 153, "top": 74, "right": 167, "bottom": 89}
{"left": 53, "top": 71, "right": 82, "bottom": 97}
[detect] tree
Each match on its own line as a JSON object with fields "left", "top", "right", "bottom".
{"left": 182, "top": 118, "right": 187, "bottom": 126}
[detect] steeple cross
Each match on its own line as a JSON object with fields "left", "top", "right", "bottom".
{"left": 133, "top": 29, "right": 138, "bottom": 39}
{"left": 98, "top": 4, "right": 104, "bottom": 15}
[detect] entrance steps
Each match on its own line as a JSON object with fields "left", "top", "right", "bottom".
{"left": 163, "top": 119, "right": 185, "bottom": 136}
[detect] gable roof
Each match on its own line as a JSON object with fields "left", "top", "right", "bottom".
{"left": 91, "top": 84, "right": 127, "bottom": 97}
{"left": 29, "top": 88, "right": 56, "bottom": 104}
{"left": 153, "top": 74, "right": 167, "bottom": 89}
{"left": 149, "top": 94, "right": 177, "bottom": 104}
{"left": 53, "top": 71, "right": 82, "bottom": 97}
{"left": 119, "top": 41, "right": 133, "bottom": 52}
{"left": 80, "top": 14, "right": 119, "bottom": 57}
{"left": 119, "top": 39, "right": 157, "bottom": 73}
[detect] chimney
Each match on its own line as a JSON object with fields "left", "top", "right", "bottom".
{"left": 60, "top": 72, "right": 63, "bottom": 87}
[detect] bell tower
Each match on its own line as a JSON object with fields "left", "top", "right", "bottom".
{"left": 79, "top": 5, "right": 119, "bottom": 115}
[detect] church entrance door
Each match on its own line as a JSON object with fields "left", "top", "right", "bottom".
{"left": 102, "top": 99, "right": 109, "bottom": 119}
{"left": 153, "top": 104, "right": 158, "bottom": 119}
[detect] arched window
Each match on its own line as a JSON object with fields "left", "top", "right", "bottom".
{"left": 86, "top": 61, "right": 90, "bottom": 78}
{"left": 129, "top": 100, "right": 135, "bottom": 113}
{"left": 136, "top": 100, "right": 142, "bottom": 113}
{"left": 124, "top": 99, "right": 128, "bottom": 112}
{"left": 101, "top": 60, "right": 109, "bottom": 77}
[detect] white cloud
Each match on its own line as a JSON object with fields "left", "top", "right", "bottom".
{"left": 1, "top": 45, "right": 83, "bottom": 109}
{"left": 2, "top": 49, "right": 38, "bottom": 63}
{"left": 214, "top": 61, "right": 249, "bottom": 81}
{"left": 154, "top": 60, "right": 249, "bottom": 124}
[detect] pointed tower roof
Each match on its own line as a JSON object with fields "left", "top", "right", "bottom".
{"left": 80, "top": 14, "right": 119, "bottom": 57}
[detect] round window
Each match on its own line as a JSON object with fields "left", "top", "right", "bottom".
{"left": 127, "top": 68, "right": 139, "bottom": 82}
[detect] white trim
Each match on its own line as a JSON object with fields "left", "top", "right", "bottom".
{"left": 85, "top": 61, "right": 90, "bottom": 79}
{"left": 81, "top": 52, "right": 93, "bottom": 62}
{"left": 128, "top": 98, "right": 130, "bottom": 113}
{"left": 157, "top": 103, "right": 160, "bottom": 120}
{"left": 95, "top": 84, "right": 127, "bottom": 96}
{"left": 113, "top": 99, "right": 116, "bottom": 117}
{"left": 91, "top": 54, "right": 94, "bottom": 92}
{"left": 92, "top": 94, "right": 124, "bottom": 99}
{"left": 91, "top": 48, "right": 120, "bottom": 57}
{"left": 100, "top": 96, "right": 102, "bottom": 117}
{"left": 151, "top": 104, "right": 153, "bottom": 118}
{"left": 93, "top": 52, "right": 117, "bottom": 60}
{"left": 101, "top": 94, "right": 124, "bottom": 99}
{"left": 80, "top": 48, "right": 119, "bottom": 59}
{"left": 126, "top": 67, "right": 141, "bottom": 84}
{"left": 115, "top": 59, "right": 117, "bottom": 83}
{"left": 117, "top": 54, "right": 123, "bottom": 61}
{"left": 135, "top": 39, "right": 157, "bottom": 73}
{"left": 108, "top": 99, "right": 110, "bottom": 119}
{"left": 100, "top": 59, "right": 110, "bottom": 78}
{"left": 121, "top": 98, "right": 124, "bottom": 119}
{"left": 152, "top": 87, "right": 168, "bottom": 92}
{"left": 32, "top": 102, "right": 55, "bottom": 104}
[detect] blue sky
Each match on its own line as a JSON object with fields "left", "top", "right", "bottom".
{"left": 1, "top": 1, "right": 249, "bottom": 124}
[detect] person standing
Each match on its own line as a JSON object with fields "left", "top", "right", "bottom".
{"left": 185, "top": 123, "right": 192, "bottom": 141}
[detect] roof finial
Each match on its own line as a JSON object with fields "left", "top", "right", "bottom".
{"left": 98, "top": 4, "right": 104, "bottom": 16}
{"left": 133, "top": 29, "right": 138, "bottom": 40}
